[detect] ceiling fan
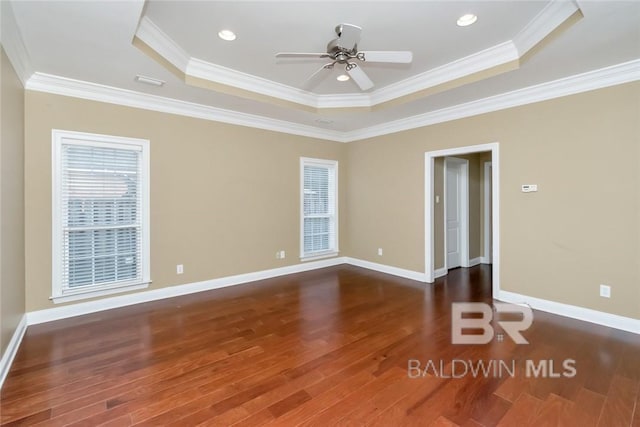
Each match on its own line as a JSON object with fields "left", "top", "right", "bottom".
{"left": 275, "top": 23, "right": 412, "bottom": 91}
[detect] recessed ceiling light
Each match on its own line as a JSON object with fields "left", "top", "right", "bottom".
{"left": 336, "top": 74, "right": 350, "bottom": 82}
{"left": 134, "top": 75, "right": 165, "bottom": 87}
{"left": 218, "top": 30, "right": 236, "bottom": 41}
{"left": 457, "top": 14, "right": 478, "bottom": 27}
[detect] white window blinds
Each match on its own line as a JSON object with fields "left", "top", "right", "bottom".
{"left": 53, "top": 131, "right": 150, "bottom": 301}
{"left": 301, "top": 158, "right": 338, "bottom": 258}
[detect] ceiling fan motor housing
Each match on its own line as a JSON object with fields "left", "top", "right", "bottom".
{"left": 327, "top": 39, "right": 357, "bottom": 60}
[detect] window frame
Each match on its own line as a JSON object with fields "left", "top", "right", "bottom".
{"left": 300, "top": 157, "right": 339, "bottom": 261}
{"left": 51, "top": 129, "right": 151, "bottom": 303}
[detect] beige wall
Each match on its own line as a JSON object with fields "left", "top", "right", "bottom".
{"left": 20, "top": 79, "right": 640, "bottom": 322}
{"left": 347, "top": 82, "right": 640, "bottom": 320}
{"left": 24, "top": 91, "right": 348, "bottom": 311}
{"left": 0, "top": 46, "right": 26, "bottom": 354}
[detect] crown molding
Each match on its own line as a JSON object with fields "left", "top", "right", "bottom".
{"left": 136, "top": 16, "right": 320, "bottom": 108}
{"left": 186, "top": 57, "right": 317, "bottom": 107}
{"left": 185, "top": 38, "right": 519, "bottom": 110}
{"left": 24, "top": 72, "right": 348, "bottom": 143}
{"left": 135, "top": 16, "right": 190, "bottom": 72}
{"left": 344, "top": 58, "right": 640, "bottom": 142}
{"left": 24, "top": 59, "right": 639, "bottom": 144}
{"left": 0, "top": 1, "right": 33, "bottom": 85}
{"left": 315, "top": 41, "right": 519, "bottom": 108}
{"left": 513, "top": 0, "right": 580, "bottom": 56}
{"left": 134, "top": 3, "right": 580, "bottom": 111}
{"left": 370, "top": 41, "right": 520, "bottom": 105}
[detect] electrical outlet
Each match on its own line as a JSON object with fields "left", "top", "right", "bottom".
{"left": 599, "top": 284, "right": 611, "bottom": 298}
{"left": 280, "top": 250, "right": 285, "bottom": 259}
{"left": 177, "top": 264, "right": 184, "bottom": 275}
{"left": 377, "top": 248, "right": 383, "bottom": 256}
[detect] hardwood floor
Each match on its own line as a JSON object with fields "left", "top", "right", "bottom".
{"left": 1, "top": 264, "right": 638, "bottom": 426}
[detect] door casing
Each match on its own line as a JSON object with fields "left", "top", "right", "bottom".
{"left": 483, "top": 161, "right": 492, "bottom": 264}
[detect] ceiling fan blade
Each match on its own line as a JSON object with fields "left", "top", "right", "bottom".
{"left": 276, "top": 53, "right": 331, "bottom": 59}
{"left": 336, "top": 23, "right": 361, "bottom": 51}
{"left": 358, "top": 51, "right": 413, "bottom": 63}
{"left": 302, "top": 63, "right": 334, "bottom": 89}
{"left": 346, "top": 64, "right": 374, "bottom": 91}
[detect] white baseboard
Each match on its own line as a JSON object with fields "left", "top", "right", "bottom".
{"left": 344, "top": 257, "right": 427, "bottom": 282}
{"left": 468, "top": 257, "right": 482, "bottom": 267}
{"left": 28, "top": 257, "right": 347, "bottom": 325}
{"left": 497, "top": 290, "right": 640, "bottom": 335}
{"left": 28, "top": 256, "right": 426, "bottom": 326}
{"left": 24, "top": 263, "right": 640, "bottom": 334}
{"left": 434, "top": 267, "right": 448, "bottom": 279}
{"left": 480, "top": 256, "right": 491, "bottom": 264}
{"left": 0, "top": 314, "right": 27, "bottom": 389}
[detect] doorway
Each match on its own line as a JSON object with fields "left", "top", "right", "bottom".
{"left": 424, "top": 143, "right": 500, "bottom": 297}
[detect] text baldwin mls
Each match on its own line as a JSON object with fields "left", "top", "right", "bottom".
{"left": 408, "top": 358, "right": 577, "bottom": 379}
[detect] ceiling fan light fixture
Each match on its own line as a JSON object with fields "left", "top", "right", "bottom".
{"left": 336, "top": 74, "right": 350, "bottom": 82}
{"left": 457, "top": 14, "right": 478, "bottom": 27}
{"left": 218, "top": 29, "right": 236, "bottom": 41}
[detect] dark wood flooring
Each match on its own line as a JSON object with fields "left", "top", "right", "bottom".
{"left": 1, "top": 265, "right": 638, "bottom": 426}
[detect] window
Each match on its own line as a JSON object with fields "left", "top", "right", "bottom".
{"left": 300, "top": 157, "right": 338, "bottom": 260}
{"left": 52, "top": 130, "right": 150, "bottom": 303}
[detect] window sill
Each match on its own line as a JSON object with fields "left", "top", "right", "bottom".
{"left": 300, "top": 251, "right": 340, "bottom": 262}
{"left": 51, "top": 282, "right": 150, "bottom": 304}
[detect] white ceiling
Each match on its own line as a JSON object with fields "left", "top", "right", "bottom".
{"left": 5, "top": 1, "right": 640, "bottom": 139}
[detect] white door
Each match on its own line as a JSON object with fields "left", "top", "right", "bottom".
{"left": 446, "top": 161, "right": 463, "bottom": 269}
